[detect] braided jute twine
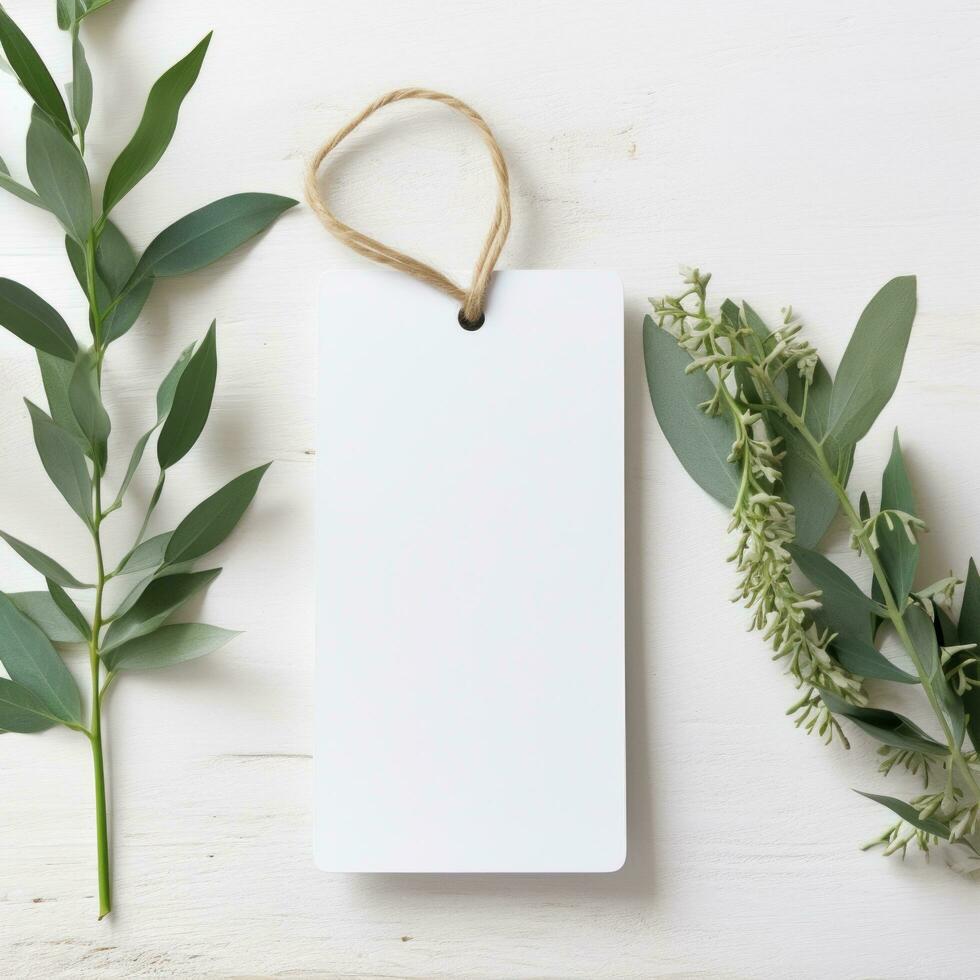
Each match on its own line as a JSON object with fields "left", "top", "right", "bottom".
{"left": 304, "top": 88, "right": 511, "bottom": 329}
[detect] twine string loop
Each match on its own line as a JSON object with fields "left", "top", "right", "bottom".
{"left": 304, "top": 88, "right": 511, "bottom": 326}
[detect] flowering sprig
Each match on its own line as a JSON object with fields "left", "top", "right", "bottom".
{"left": 652, "top": 269, "right": 865, "bottom": 743}
{"left": 645, "top": 269, "right": 980, "bottom": 865}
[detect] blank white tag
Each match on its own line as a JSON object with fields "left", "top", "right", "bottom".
{"left": 315, "top": 269, "right": 625, "bottom": 872}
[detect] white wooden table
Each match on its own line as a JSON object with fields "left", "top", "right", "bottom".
{"left": 2, "top": 1, "right": 979, "bottom": 976}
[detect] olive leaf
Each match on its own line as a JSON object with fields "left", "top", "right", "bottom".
{"left": 127, "top": 193, "right": 298, "bottom": 288}
{"left": 0, "top": 530, "right": 92, "bottom": 589}
{"left": 164, "top": 463, "right": 271, "bottom": 566}
{"left": 869, "top": 431, "right": 919, "bottom": 609}
{"left": 26, "top": 106, "right": 93, "bottom": 244}
{"left": 157, "top": 321, "right": 216, "bottom": 469}
{"left": 102, "top": 33, "right": 212, "bottom": 215}
{"left": 25, "top": 399, "right": 93, "bottom": 525}
{"left": 103, "top": 622, "right": 238, "bottom": 671}
{"left": 826, "top": 277, "right": 917, "bottom": 447}
{"left": 10, "top": 590, "right": 88, "bottom": 643}
{"left": 819, "top": 689, "right": 947, "bottom": 756}
{"left": 102, "top": 567, "right": 220, "bottom": 651}
{"left": 0, "top": 8, "right": 72, "bottom": 136}
{"left": 856, "top": 792, "right": 950, "bottom": 840}
{"left": 0, "top": 591, "right": 83, "bottom": 726}
{"left": 642, "top": 314, "right": 739, "bottom": 507}
{"left": 0, "top": 278, "right": 77, "bottom": 360}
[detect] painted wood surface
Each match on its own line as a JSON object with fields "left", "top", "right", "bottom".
{"left": 1, "top": 0, "right": 979, "bottom": 976}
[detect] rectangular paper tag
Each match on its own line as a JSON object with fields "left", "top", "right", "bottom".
{"left": 315, "top": 269, "right": 625, "bottom": 872}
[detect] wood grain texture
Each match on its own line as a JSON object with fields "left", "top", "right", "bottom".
{"left": 1, "top": 0, "right": 979, "bottom": 976}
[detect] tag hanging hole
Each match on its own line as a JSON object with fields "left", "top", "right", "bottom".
{"left": 458, "top": 309, "right": 485, "bottom": 331}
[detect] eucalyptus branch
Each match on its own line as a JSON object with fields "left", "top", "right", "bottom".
{"left": 647, "top": 268, "right": 980, "bottom": 864}
{"left": 0, "top": 2, "right": 296, "bottom": 916}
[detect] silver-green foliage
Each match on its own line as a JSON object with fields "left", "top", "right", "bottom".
{"left": 646, "top": 268, "right": 980, "bottom": 865}
{"left": 0, "top": 2, "right": 296, "bottom": 917}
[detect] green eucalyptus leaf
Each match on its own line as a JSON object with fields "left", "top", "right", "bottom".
{"left": 96, "top": 222, "right": 152, "bottom": 344}
{"left": 0, "top": 154, "right": 46, "bottom": 210}
{"left": 60, "top": 0, "right": 118, "bottom": 24}
{"left": 767, "top": 360, "right": 846, "bottom": 549}
{"left": 164, "top": 463, "right": 270, "bottom": 566}
{"left": 102, "top": 33, "right": 212, "bottom": 215}
{"left": 84, "top": 0, "right": 118, "bottom": 15}
{"left": 0, "top": 530, "right": 92, "bottom": 589}
{"left": 787, "top": 543, "right": 880, "bottom": 642}
{"left": 959, "top": 559, "right": 980, "bottom": 752}
{"left": 45, "top": 578, "right": 90, "bottom": 641}
{"left": 778, "top": 432, "right": 840, "bottom": 550}
{"left": 0, "top": 676, "right": 60, "bottom": 733}
{"left": 156, "top": 342, "right": 195, "bottom": 421}
{"left": 0, "top": 7, "right": 72, "bottom": 136}
{"left": 643, "top": 315, "right": 740, "bottom": 508}
{"left": 157, "top": 321, "right": 216, "bottom": 469}
{"left": 827, "top": 277, "right": 917, "bottom": 447}
{"left": 64, "top": 232, "right": 106, "bottom": 342}
{"left": 115, "top": 429, "right": 152, "bottom": 504}
{"left": 103, "top": 622, "right": 238, "bottom": 671}
{"left": 110, "top": 570, "right": 154, "bottom": 620}
{"left": 37, "top": 350, "right": 88, "bottom": 448}
{"left": 117, "top": 531, "right": 172, "bottom": 575}
{"left": 69, "top": 25, "right": 92, "bottom": 144}
{"left": 56, "top": 0, "right": 78, "bottom": 30}
{"left": 26, "top": 106, "right": 93, "bottom": 244}
{"left": 95, "top": 220, "right": 137, "bottom": 293}
{"left": 68, "top": 348, "right": 110, "bottom": 471}
{"left": 906, "top": 603, "right": 965, "bottom": 750}
{"left": 873, "top": 431, "right": 919, "bottom": 604}
{"left": 935, "top": 604, "right": 959, "bottom": 647}
{"left": 819, "top": 688, "right": 947, "bottom": 756}
{"left": 859, "top": 491, "right": 871, "bottom": 522}
{"left": 0, "top": 278, "right": 77, "bottom": 360}
{"left": 9, "top": 590, "right": 87, "bottom": 643}
{"left": 0, "top": 591, "right": 82, "bottom": 725}
{"left": 103, "top": 567, "right": 220, "bottom": 651}
{"left": 65, "top": 226, "right": 152, "bottom": 344}
{"left": 127, "top": 193, "right": 298, "bottom": 287}
{"left": 739, "top": 301, "right": 789, "bottom": 398}
{"left": 830, "top": 633, "right": 917, "bottom": 684}
{"left": 25, "top": 400, "right": 94, "bottom": 526}
{"left": 856, "top": 791, "right": 950, "bottom": 839}
{"left": 113, "top": 344, "right": 196, "bottom": 505}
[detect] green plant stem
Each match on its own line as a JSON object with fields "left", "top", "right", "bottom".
{"left": 88, "top": 479, "right": 111, "bottom": 919}
{"left": 763, "top": 378, "right": 980, "bottom": 799}
{"left": 83, "top": 228, "right": 111, "bottom": 918}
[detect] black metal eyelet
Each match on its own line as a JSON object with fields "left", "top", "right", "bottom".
{"left": 457, "top": 309, "right": 485, "bottom": 331}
